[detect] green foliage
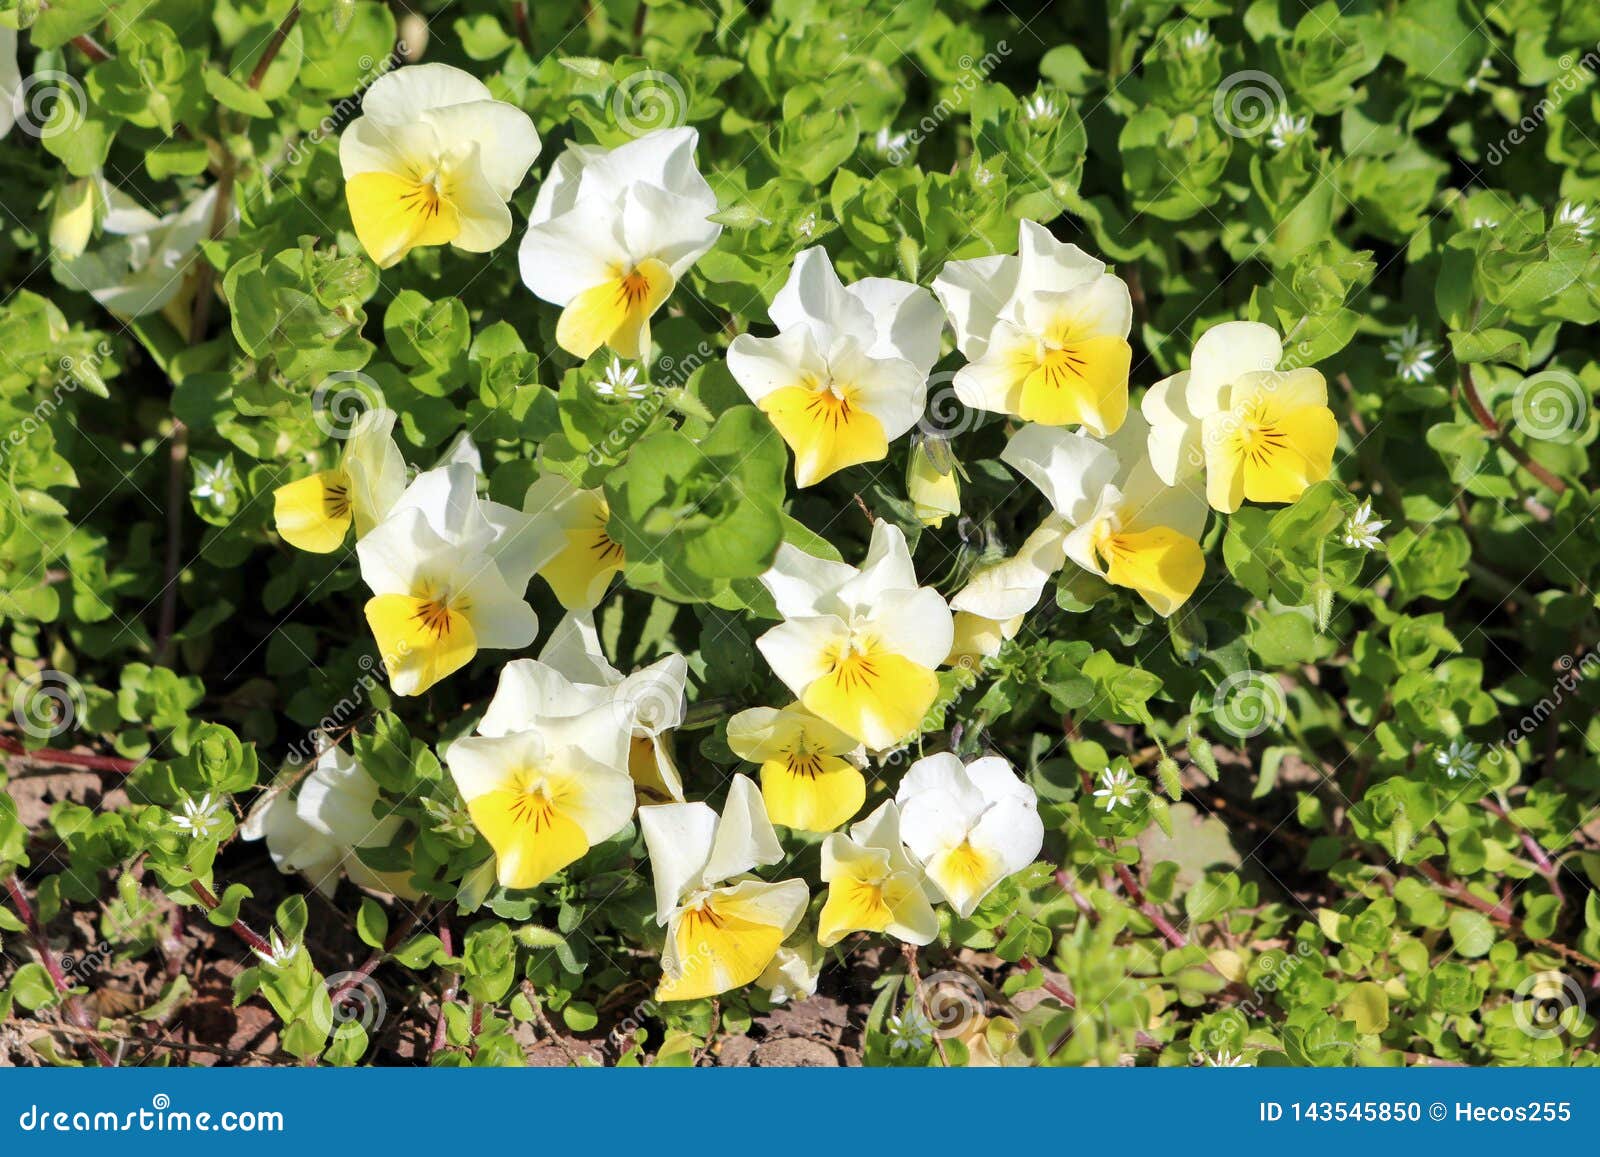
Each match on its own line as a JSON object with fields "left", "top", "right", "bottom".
{"left": 2, "top": 0, "right": 1599, "bottom": 1071}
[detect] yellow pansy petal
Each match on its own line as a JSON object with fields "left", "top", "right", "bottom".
{"left": 1244, "top": 405, "right": 1337, "bottom": 504}
{"left": 817, "top": 872, "right": 894, "bottom": 947}
{"left": 759, "top": 751, "right": 865, "bottom": 832}
{"left": 364, "top": 593, "right": 478, "bottom": 696}
{"left": 629, "top": 734, "right": 678, "bottom": 805}
{"left": 656, "top": 900, "right": 787, "bottom": 1003}
{"left": 273, "top": 470, "right": 355, "bottom": 554}
{"left": 926, "top": 839, "right": 1002, "bottom": 916}
{"left": 540, "top": 516, "right": 625, "bottom": 611}
{"left": 555, "top": 257, "right": 674, "bottom": 360}
{"left": 467, "top": 785, "right": 591, "bottom": 891}
{"left": 1016, "top": 335, "right": 1130, "bottom": 433}
{"left": 759, "top": 383, "right": 890, "bottom": 487}
{"left": 346, "top": 170, "right": 462, "bottom": 269}
{"left": 801, "top": 645, "right": 938, "bottom": 750}
{"left": 1096, "top": 526, "right": 1205, "bottom": 617}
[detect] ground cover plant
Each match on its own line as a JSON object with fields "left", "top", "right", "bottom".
{"left": 1, "top": 0, "right": 1599, "bottom": 1069}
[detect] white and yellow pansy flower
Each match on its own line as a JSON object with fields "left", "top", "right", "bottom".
{"left": 727, "top": 246, "right": 943, "bottom": 487}
{"left": 521, "top": 475, "right": 625, "bottom": 611}
{"left": 933, "top": 219, "right": 1133, "bottom": 435}
{"left": 272, "top": 407, "right": 408, "bottom": 554}
{"left": 242, "top": 745, "right": 418, "bottom": 900}
{"left": 479, "top": 613, "right": 689, "bottom": 802}
{"left": 339, "top": 63, "right": 540, "bottom": 268}
{"left": 756, "top": 519, "right": 954, "bottom": 751}
{"left": 1141, "top": 320, "right": 1338, "bottom": 513}
{"left": 52, "top": 183, "right": 231, "bottom": 319}
{"left": 1004, "top": 413, "right": 1208, "bottom": 617}
{"left": 640, "top": 774, "right": 809, "bottom": 1002}
{"left": 356, "top": 463, "right": 550, "bottom": 695}
{"left": 519, "top": 127, "right": 720, "bottom": 360}
{"left": 947, "top": 517, "right": 1071, "bottom": 664}
{"left": 895, "top": 753, "right": 1043, "bottom": 918}
{"left": 818, "top": 801, "right": 939, "bottom": 947}
{"left": 445, "top": 706, "right": 634, "bottom": 891}
{"left": 726, "top": 702, "right": 864, "bottom": 832}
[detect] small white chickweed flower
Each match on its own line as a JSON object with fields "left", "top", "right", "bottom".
{"left": 171, "top": 792, "right": 225, "bottom": 838}
{"left": 1092, "top": 766, "right": 1141, "bottom": 813}
{"left": 1340, "top": 498, "right": 1387, "bottom": 551}
{"left": 1203, "top": 1049, "right": 1250, "bottom": 1067}
{"left": 254, "top": 929, "right": 302, "bottom": 969}
{"left": 1022, "top": 92, "right": 1060, "bottom": 126}
{"left": 1556, "top": 201, "right": 1595, "bottom": 238}
{"left": 1383, "top": 321, "right": 1439, "bottom": 383}
{"left": 1266, "top": 111, "right": 1310, "bottom": 151}
{"left": 1180, "top": 27, "right": 1212, "bottom": 54}
{"left": 192, "top": 458, "right": 238, "bottom": 510}
{"left": 595, "top": 357, "right": 648, "bottom": 401}
{"left": 1434, "top": 738, "right": 1482, "bottom": 780}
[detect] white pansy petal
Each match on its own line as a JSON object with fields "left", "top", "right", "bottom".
{"left": 527, "top": 141, "right": 598, "bottom": 225}
{"left": 1117, "top": 459, "right": 1210, "bottom": 541}
{"left": 545, "top": 703, "right": 633, "bottom": 775}
{"left": 835, "top": 519, "right": 918, "bottom": 609}
{"left": 341, "top": 408, "right": 408, "bottom": 536}
{"left": 759, "top": 544, "right": 856, "bottom": 618}
{"left": 1017, "top": 272, "right": 1132, "bottom": 341}
{"left": 1062, "top": 519, "right": 1104, "bottom": 577}
{"left": 355, "top": 508, "right": 436, "bottom": 595}
{"left": 848, "top": 277, "right": 945, "bottom": 374}
{"left": 1187, "top": 321, "right": 1282, "bottom": 415}
{"left": 869, "top": 586, "right": 954, "bottom": 672}
{"left": 620, "top": 179, "right": 720, "bottom": 278}
{"left": 296, "top": 748, "right": 381, "bottom": 844}
{"left": 896, "top": 751, "right": 980, "bottom": 811}
{"left": 442, "top": 157, "right": 514, "bottom": 254}
{"left": 950, "top": 516, "right": 1070, "bottom": 620}
{"left": 422, "top": 100, "right": 539, "bottom": 199}
{"left": 769, "top": 246, "right": 859, "bottom": 334}
{"left": 581, "top": 126, "right": 705, "bottom": 203}
{"left": 444, "top": 732, "right": 533, "bottom": 802}
{"left": 932, "top": 252, "right": 1017, "bottom": 357}
{"left": 703, "top": 773, "right": 783, "bottom": 884}
{"left": 1141, "top": 372, "right": 1203, "bottom": 484}
{"left": 361, "top": 63, "right": 492, "bottom": 122}
{"left": 1014, "top": 219, "right": 1105, "bottom": 299}
{"left": 478, "top": 659, "right": 608, "bottom": 736}
{"left": 615, "top": 654, "right": 688, "bottom": 734}
{"left": 964, "top": 755, "right": 1036, "bottom": 809}
{"left": 640, "top": 800, "right": 718, "bottom": 922}
{"left": 710, "top": 877, "right": 810, "bottom": 939}
{"left": 518, "top": 197, "right": 630, "bottom": 306}
{"left": 970, "top": 796, "right": 1045, "bottom": 878}
{"left": 727, "top": 327, "right": 824, "bottom": 405}
{"left": 849, "top": 799, "right": 909, "bottom": 866}
{"left": 537, "top": 611, "right": 622, "bottom": 687}
{"left": 457, "top": 559, "right": 539, "bottom": 651}
{"left": 1001, "top": 424, "right": 1120, "bottom": 524}
{"left": 338, "top": 115, "right": 440, "bottom": 180}
{"left": 550, "top": 763, "right": 635, "bottom": 846}
{"left": 390, "top": 463, "right": 493, "bottom": 554}
{"left": 829, "top": 343, "right": 925, "bottom": 442}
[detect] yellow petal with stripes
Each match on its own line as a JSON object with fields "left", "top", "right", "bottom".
{"left": 801, "top": 642, "right": 937, "bottom": 750}
{"left": 555, "top": 258, "right": 674, "bottom": 360}
{"left": 760, "top": 382, "right": 889, "bottom": 487}
{"left": 467, "top": 779, "right": 591, "bottom": 891}
{"left": 364, "top": 593, "right": 477, "bottom": 696}
{"left": 540, "top": 510, "right": 626, "bottom": 611}
{"left": 1096, "top": 526, "right": 1205, "bottom": 617}
{"left": 273, "top": 470, "right": 355, "bottom": 554}
{"left": 346, "top": 170, "right": 462, "bottom": 269}
{"left": 656, "top": 899, "right": 787, "bottom": 1003}
{"left": 1016, "top": 334, "right": 1130, "bottom": 432}
{"left": 759, "top": 750, "right": 865, "bottom": 832}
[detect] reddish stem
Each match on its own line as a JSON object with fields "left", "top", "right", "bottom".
{"left": 0, "top": 734, "right": 140, "bottom": 773}
{"left": 189, "top": 880, "right": 273, "bottom": 956}
{"left": 1480, "top": 799, "right": 1564, "bottom": 903}
{"left": 4, "top": 875, "right": 117, "bottom": 1066}
{"left": 1113, "top": 861, "right": 1187, "bottom": 948}
{"left": 247, "top": 3, "right": 302, "bottom": 90}
{"left": 70, "top": 34, "right": 113, "bottom": 62}
{"left": 1459, "top": 363, "right": 1568, "bottom": 495}
{"left": 430, "top": 914, "right": 458, "bottom": 1060}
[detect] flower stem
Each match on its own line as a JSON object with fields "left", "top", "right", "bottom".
{"left": 188, "top": 879, "right": 273, "bottom": 957}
